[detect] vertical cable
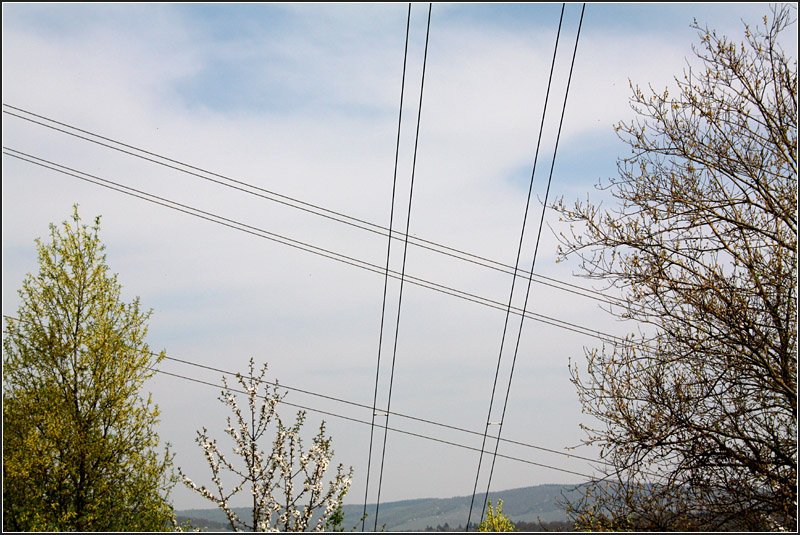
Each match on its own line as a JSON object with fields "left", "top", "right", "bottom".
{"left": 362, "top": 6, "right": 413, "bottom": 530}
{"left": 478, "top": 3, "right": 586, "bottom": 525}
{"left": 373, "top": 3, "right": 432, "bottom": 530}
{"left": 465, "top": 4, "right": 565, "bottom": 530}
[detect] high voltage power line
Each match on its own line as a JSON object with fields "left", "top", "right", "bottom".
{"left": 161, "top": 353, "right": 607, "bottom": 468}
{"left": 0, "top": 7, "right": 671, "bottom": 522}
{"left": 1, "top": 316, "right": 601, "bottom": 480}
{"left": 363, "top": 3, "right": 413, "bottom": 531}
{"left": 2, "top": 146, "right": 640, "bottom": 349}
{"left": 153, "top": 367, "right": 597, "bottom": 480}
{"left": 4, "top": 314, "right": 665, "bottom": 486}
{"left": 467, "top": 3, "right": 567, "bottom": 527}
{"left": 373, "top": 4, "right": 431, "bottom": 529}
{"left": 472, "top": 5, "right": 587, "bottom": 529}
{"left": 3, "top": 139, "right": 650, "bottom": 506}
{"left": 0, "top": 326, "right": 596, "bottom": 481}
{"left": 1, "top": 103, "right": 627, "bottom": 310}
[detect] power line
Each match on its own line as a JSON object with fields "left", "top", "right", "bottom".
{"left": 0, "top": 318, "right": 599, "bottom": 481}
{"left": 374, "top": 5, "right": 432, "bottom": 529}
{"left": 161, "top": 353, "right": 608, "bottom": 467}
{"left": 1, "top": 146, "right": 623, "bottom": 344}
{"left": 363, "top": 4, "right": 412, "bottom": 531}
{"left": 467, "top": 4, "right": 566, "bottom": 528}
{"left": 4, "top": 145, "right": 656, "bottom": 485}
{"left": 1, "top": 103, "right": 626, "bottom": 309}
{"left": 479, "top": 4, "right": 587, "bottom": 526}
{"left": 0, "top": 335, "right": 597, "bottom": 483}
{"left": 151, "top": 367, "right": 597, "bottom": 480}
{"left": 4, "top": 317, "right": 667, "bottom": 498}
{"left": 2, "top": 146, "right": 637, "bottom": 349}
{"left": 2, "top": 312, "right": 612, "bottom": 470}
{"left": 3, "top": 314, "right": 667, "bottom": 488}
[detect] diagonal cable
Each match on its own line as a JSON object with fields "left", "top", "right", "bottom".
{"left": 2, "top": 145, "right": 636, "bottom": 348}
{"left": 2, "top": 104, "right": 627, "bottom": 309}
{"left": 373, "top": 3, "right": 432, "bottom": 530}
{"left": 2, "top": 313, "right": 617, "bottom": 471}
{"left": 0, "top": 322, "right": 601, "bottom": 481}
{"left": 479, "top": 3, "right": 587, "bottom": 525}
{"left": 362, "top": 4, "right": 412, "bottom": 531}
{"left": 466, "top": 4, "right": 565, "bottom": 529}
{"left": 3, "top": 314, "right": 665, "bottom": 487}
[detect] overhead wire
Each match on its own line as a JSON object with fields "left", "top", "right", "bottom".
{"left": 1, "top": 313, "right": 611, "bottom": 469}
{"left": 7, "top": 144, "right": 661, "bottom": 491}
{"left": 1, "top": 103, "right": 626, "bottom": 309}
{"left": 362, "top": 4, "right": 412, "bottom": 531}
{"left": 153, "top": 367, "right": 597, "bottom": 480}
{"left": 0, "top": 319, "right": 599, "bottom": 482}
{"left": 162, "top": 353, "right": 607, "bottom": 467}
{"left": 1, "top": 32, "right": 644, "bottom": 506}
{"left": 478, "top": 4, "right": 587, "bottom": 526}
{"left": 466, "top": 4, "right": 566, "bottom": 529}
{"left": 5, "top": 310, "right": 664, "bottom": 489}
{"left": 373, "top": 4, "right": 432, "bottom": 529}
{"left": 3, "top": 316, "right": 666, "bottom": 496}
{"left": 0, "top": 6, "right": 665, "bottom": 511}
{"left": 2, "top": 147, "right": 638, "bottom": 349}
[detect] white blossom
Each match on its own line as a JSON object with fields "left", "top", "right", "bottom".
{"left": 178, "top": 357, "right": 353, "bottom": 531}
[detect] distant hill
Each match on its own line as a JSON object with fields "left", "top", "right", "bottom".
{"left": 175, "top": 483, "right": 584, "bottom": 531}
{"left": 174, "top": 514, "right": 231, "bottom": 532}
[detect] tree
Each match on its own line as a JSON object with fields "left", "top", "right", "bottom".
{"left": 179, "top": 357, "right": 354, "bottom": 532}
{"left": 553, "top": 5, "right": 796, "bottom": 531}
{"left": 477, "top": 499, "right": 516, "bottom": 532}
{"left": 2, "top": 206, "right": 175, "bottom": 531}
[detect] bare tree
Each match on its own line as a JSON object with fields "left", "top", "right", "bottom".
{"left": 554, "top": 5, "right": 796, "bottom": 531}
{"left": 179, "top": 358, "right": 353, "bottom": 532}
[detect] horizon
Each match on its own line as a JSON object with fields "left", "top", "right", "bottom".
{"left": 175, "top": 481, "right": 578, "bottom": 512}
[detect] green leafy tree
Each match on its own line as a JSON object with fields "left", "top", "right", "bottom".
{"left": 179, "top": 357, "right": 354, "bottom": 532}
{"left": 478, "top": 499, "right": 515, "bottom": 532}
{"left": 554, "top": 6, "right": 796, "bottom": 531}
{"left": 2, "top": 206, "right": 175, "bottom": 531}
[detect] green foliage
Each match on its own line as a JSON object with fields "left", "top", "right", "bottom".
{"left": 324, "top": 498, "right": 346, "bottom": 532}
{"left": 478, "top": 499, "right": 516, "bottom": 532}
{"left": 2, "top": 206, "right": 175, "bottom": 531}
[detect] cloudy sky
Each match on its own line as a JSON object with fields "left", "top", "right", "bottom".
{"left": 2, "top": 2, "right": 784, "bottom": 516}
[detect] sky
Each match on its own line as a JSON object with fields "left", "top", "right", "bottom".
{"left": 1, "top": 2, "right": 788, "bottom": 516}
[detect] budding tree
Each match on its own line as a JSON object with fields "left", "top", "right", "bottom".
{"left": 554, "top": 6, "right": 796, "bottom": 531}
{"left": 477, "top": 499, "right": 515, "bottom": 532}
{"left": 2, "top": 206, "right": 175, "bottom": 531}
{"left": 179, "top": 358, "right": 353, "bottom": 532}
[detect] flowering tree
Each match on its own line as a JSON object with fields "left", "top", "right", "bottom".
{"left": 179, "top": 358, "right": 353, "bottom": 532}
